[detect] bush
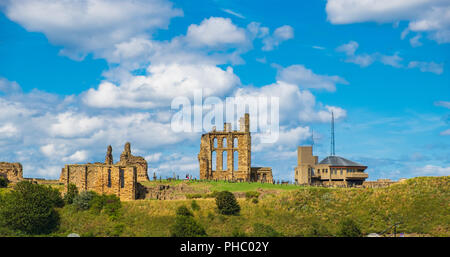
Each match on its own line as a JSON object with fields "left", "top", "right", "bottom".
{"left": 0, "top": 177, "right": 8, "bottom": 188}
{"left": 215, "top": 191, "right": 240, "bottom": 215}
{"left": 251, "top": 198, "right": 259, "bottom": 204}
{"left": 176, "top": 205, "right": 193, "bottom": 217}
{"left": 337, "top": 218, "right": 362, "bottom": 237}
{"left": 64, "top": 184, "right": 78, "bottom": 204}
{"left": 306, "top": 222, "right": 330, "bottom": 237}
{"left": 245, "top": 191, "right": 260, "bottom": 199}
{"left": 73, "top": 191, "right": 97, "bottom": 211}
{"left": 191, "top": 200, "right": 200, "bottom": 211}
{"left": 170, "top": 216, "right": 207, "bottom": 237}
{"left": 0, "top": 181, "right": 62, "bottom": 234}
{"left": 73, "top": 192, "right": 122, "bottom": 218}
{"left": 252, "top": 223, "right": 283, "bottom": 237}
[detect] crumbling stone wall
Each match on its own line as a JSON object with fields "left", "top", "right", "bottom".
{"left": 0, "top": 162, "right": 23, "bottom": 182}
{"left": 117, "top": 142, "right": 149, "bottom": 182}
{"left": 251, "top": 167, "right": 274, "bottom": 183}
{"left": 198, "top": 114, "right": 273, "bottom": 182}
{"left": 59, "top": 143, "right": 146, "bottom": 201}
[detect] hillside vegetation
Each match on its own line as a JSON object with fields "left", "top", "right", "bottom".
{"left": 1, "top": 176, "right": 448, "bottom": 237}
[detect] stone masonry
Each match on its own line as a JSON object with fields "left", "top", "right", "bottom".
{"left": 198, "top": 113, "right": 273, "bottom": 182}
{"left": 0, "top": 162, "right": 23, "bottom": 182}
{"left": 59, "top": 143, "right": 147, "bottom": 200}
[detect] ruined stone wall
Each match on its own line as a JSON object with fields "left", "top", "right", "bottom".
{"left": 117, "top": 142, "right": 149, "bottom": 182}
{"left": 251, "top": 167, "right": 274, "bottom": 183}
{"left": 60, "top": 164, "right": 137, "bottom": 201}
{"left": 198, "top": 114, "right": 273, "bottom": 183}
{"left": 198, "top": 114, "right": 252, "bottom": 181}
{"left": 0, "top": 162, "right": 23, "bottom": 182}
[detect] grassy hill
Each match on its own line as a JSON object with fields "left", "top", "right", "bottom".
{"left": 50, "top": 176, "right": 449, "bottom": 237}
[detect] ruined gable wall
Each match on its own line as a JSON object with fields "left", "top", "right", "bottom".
{"left": 0, "top": 162, "right": 23, "bottom": 182}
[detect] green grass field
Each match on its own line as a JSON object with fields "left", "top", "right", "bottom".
{"left": 51, "top": 176, "right": 449, "bottom": 237}
{"left": 141, "top": 179, "right": 302, "bottom": 192}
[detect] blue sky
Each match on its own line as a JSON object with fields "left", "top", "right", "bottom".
{"left": 0, "top": 0, "right": 449, "bottom": 181}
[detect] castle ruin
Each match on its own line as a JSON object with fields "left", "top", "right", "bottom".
{"left": 59, "top": 142, "right": 148, "bottom": 200}
{"left": 198, "top": 114, "right": 273, "bottom": 183}
{"left": 0, "top": 162, "right": 23, "bottom": 183}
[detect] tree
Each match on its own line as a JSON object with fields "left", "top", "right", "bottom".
{"left": 176, "top": 205, "right": 193, "bottom": 217}
{"left": 337, "top": 218, "right": 362, "bottom": 237}
{"left": 215, "top": 191, "right": 240, "bottom": 215}
{"left": 63, "top": 183, "right": 78, "bottom": 204}
{"left": 0, "top": 177, "right": 8, "bottom": 188}
{"left": 0, "top": 181, "right": 62, "bottom": 234}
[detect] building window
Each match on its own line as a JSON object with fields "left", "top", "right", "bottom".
{"left": 233, "top": 151, "right": 238, "bottom": 171}
{"left": 212, "top": 151, "right": 217, "bottom": 171}
{"left": 107, "top": 169, "right": 111, "bottom": 188}
{"left": 223, "top": 151, "right": 228, "bottom": 171}
{"left": 119, "top": 169, "right": 125, "bottom": 188}
{"left": 234, "top": 138, "right": 238, "bottom": 148}
{"left": 223, "top": 138, "right": 227, "bottom": 148}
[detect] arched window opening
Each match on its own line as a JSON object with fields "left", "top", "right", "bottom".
{"left": 234, "top": 138, "right": 238, "bottom": 148}
{"left": 233, "top": 151, "right": 238, "bottom": 171}
{"left": 223, "top": 151, "right": 228, "bottom": 171}
{"left": 223, "top": 138, "right": 227, "bottom": 148}
{"left": 212, "top": 151, "right": 217, "bottom": 171}
{"left": 213, "top": 138, "right": 217, "bottom": 148}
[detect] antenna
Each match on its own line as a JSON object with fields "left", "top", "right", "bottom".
{"left": 331, "top": 111, "right": 335, "bottom": 156}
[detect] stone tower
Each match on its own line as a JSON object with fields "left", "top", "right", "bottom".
{"left": 118, "top": 142, "right": 149, "bottom": 182}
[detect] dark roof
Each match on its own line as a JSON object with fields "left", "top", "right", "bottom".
{"left": 319, "top": 156, "right": 365, "bottom": 167}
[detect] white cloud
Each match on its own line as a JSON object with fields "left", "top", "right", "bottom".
{"left": 435, "top": 101, "right": 450, "bottom": 109}
{"left": 0, "top": 123, "right": 19, "bottom": 139}
{"left": 0, "top": 78, "right": 22, "bottom": 94}
{"left": 2, "top": 0, "right": 183, "bottom": 59}
{"left": 276, "top": 64, "right": 348, "bottom": 92}
{"left": 408, "top": 61, "right": 444, "bottom": 74}
{"left": 49, "top": 112, "right": 104, "bottom": 138}
{"left": 254, "top": 126, "right": 311, "bottom": 152}
{"left": 262, "top": 25, "right": 294, "bottom": 51}
{"left": 336, "top": 41, "right": 443, "bottom": 73}
{"left": 440, "top": 129, "right": 450, "bottom": 136}
{"left": 410, "top": 34, "right": 423, "bottom": 47}
{"left": 413, "top": 164, "right": 450, "bottom": 176}
{"left": 336, "top": 41, "right": 375, "bottom": 67}
{"left": 222, "top": 9, "right": 245, "bottom": 19}
{"left": 186, "top": 17, "right": 248, "bottom": 47}
{"left": 83, "top": 63, "right": 240, "bottom": 109}
{"left": 62, "top": 150, "right": 89, "bottom": 163}
{"left": 326, "top": 0, "right": 450, "bottom": 44}
{"left": 379, "top": 53, "right": 403, "bottom": 68}
{"left": 234, "top": 81, "right": 346, "bottom": 124}
{"left": 145, "top": 152, "right": 163, "bottom": 162}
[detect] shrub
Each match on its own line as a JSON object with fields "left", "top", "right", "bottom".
{"left": 64, "top": 184, "right": 78, "bottom": 204}
{"left": 73, "top": 191, "right": 97, "bottom": 211}
{"left": 215, "top": 191, "right": 240, "bottom": 215}
{"left": 0, "top": 177, "right": 8, "bottom": 188}
{"left": 337, "top": 218, "right": 362, "bottom": 237}
{"left": 306, "top": 222, "right": 330, "bottom": 237}
{"left": 102, "top": 194, "right": 121, "bottom": 218}
{"left": 176, "top": 205, "right": 193, "bottom": 217}
{"left": 0, "top": 181, "right": 61, "bottom": 234}
{"left": 74, "top": 192, "right": 122, "bottom": 218}
{"left": 252, "top": 198, "right": 259, "bottom": 204}
{"left": 245, "top": 191, "right": 260, "bottom": 199}
{"left": 191, "top": 200, "right": 200, "bottom": 211}
{"left": 170, "top": 216, "right": 207, "bottom": 237}
{"left": 252, "top": 223, "right": 283, "bottom": 237}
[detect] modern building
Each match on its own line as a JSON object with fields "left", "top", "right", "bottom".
{"left": 294, "top": 146, "right": 368, "bottom": 187}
